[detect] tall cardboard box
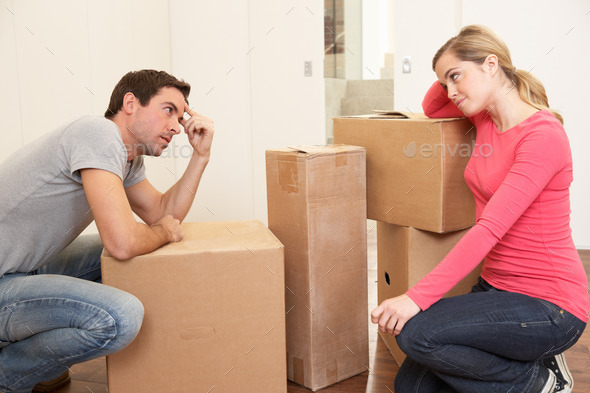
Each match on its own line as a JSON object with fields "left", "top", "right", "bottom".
{"left": 377, "top": 222, "right": 483, "bottom": 365}
{"left": 101, "top": 220, "right": 286, "bottom": 393}
{"left": 333, "top": 113, "right": 476, "bottom": 233}
{"left": 266, "top": 145, "right": 368, "bottom": 391}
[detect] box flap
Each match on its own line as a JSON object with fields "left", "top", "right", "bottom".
{"left": 266, "top": 144, "right": 365, "bottom": 157}
{"left": 335, "top": 111, "right": 466, "bottom": 123}
{"left": 372, "top": 110, "right": 428, "bottom": 119}
{"left": 289, "top": 144, "right": 364, "bottom": 155}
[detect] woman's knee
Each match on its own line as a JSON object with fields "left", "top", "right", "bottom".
{"left": 395, "top": 328, "right": 411, "bottom": 354}
{"left": 396, "top": 319, "right": 426, "bottom": 355}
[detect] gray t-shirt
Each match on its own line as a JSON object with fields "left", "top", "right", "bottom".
{"left": 0, "top": 116, "right": 145, "bottom": 277}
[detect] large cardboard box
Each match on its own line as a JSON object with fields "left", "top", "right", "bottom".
{"left": 266, "top": 145, "right": 369, "bottom": 391}
{"left": 376, "top": 222, "right": 483, "bottom": 365}
{"left": 333, "top": 112, "right": 476, "bottom": 233}
{"left": 101, "top": 220, "right": 286, "bottom": 393}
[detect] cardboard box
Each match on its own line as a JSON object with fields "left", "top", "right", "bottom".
{"left": 101, "top": 220, "right": 286, "bottom": 393}
{"left": 376, "top": 222, "right": 483, "bottom": 365}
{"left": 333, "top": 112, "right": 476, "bottom": 233}
{"left": 266, "top": 145, "right": 369, "bottom": 391}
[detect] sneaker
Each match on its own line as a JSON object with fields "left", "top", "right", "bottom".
{"left": 31, "top": 371, "right": 71, "bottom": 393}
{"left": 534, "top": 367, "right": 556, "bottom": 393}
{"left": 544, "top": 353, "right": 574, "bottom": 393}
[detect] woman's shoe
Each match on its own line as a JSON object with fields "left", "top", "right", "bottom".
{"left": 544, "top": 353, "right": 574, "bottom": 393}
{"left": 531, "top": 366, "right": 556, "bottom": 393}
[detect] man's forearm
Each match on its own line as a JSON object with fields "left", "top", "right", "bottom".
{"left": 109, "top": 216, "right": 182, "bottom": 260}
{"left": 159, "top": 153, "right": 209, "bottom": 222}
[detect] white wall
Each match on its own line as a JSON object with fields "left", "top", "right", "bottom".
{"left": 167, "top": 0, "right": 254, "bottom": 223}
{"left": 392, "top": 0, "right": 462, "bottom": 113}
{"left": 362, "top": 0, "right": 391, "bottom": 80}
{"left": 0, "top": 0, "right": 174, "bottom": 234}
{"left": 345, "top": 0, "right": 363, "bottom": 80}
{"left": 7, "top": 0, "right": 585, "bottom": 246}
{"left": 169, "top": 0, "right": 326, "bottom": 224}
{"left": 0, "top": 0, "right": 22, "bottom": 160}
{"left": 0, "top": 0, "right": 172, "bottom": 153}
{"left": 393, "top": 0, "right": 590, "bottom": 248}
{"left": 1, "top": 0, "right": 326, "bottom": 229}
{"left": 248, "top": 0, "right": 326, "bottom": 221}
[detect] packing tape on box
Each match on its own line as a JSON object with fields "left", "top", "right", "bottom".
{"left": 285, "top": 145, "right": 349, "bottom": 167}
{"left": 278, "top": 158, "right": 299, "bottom": 193}
{"left": 273, "top": 143, "right": 361, "bottom": 196}
{"left": 326, "top": 359, "right": 338, "bottom": 384}
{"left": 293, "top": 357, "right": 305, "bottom": 384}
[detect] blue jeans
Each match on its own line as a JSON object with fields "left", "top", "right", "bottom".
{"left": 395, "top": 277, "right": 586, "bottom": 393}
{"left": 0, "top": 235, "right": 144, "bottom": 393}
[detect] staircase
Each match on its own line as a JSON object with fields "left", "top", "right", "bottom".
{"left": 326, "top": 78, "right": 394, "bottom": 143}
{"left": 341, "top": 79, "right": 394, "bottom": 116}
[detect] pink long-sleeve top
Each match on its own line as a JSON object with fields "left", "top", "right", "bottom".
{"left": 406, "top": 81, "right": 589, "bottom": 322}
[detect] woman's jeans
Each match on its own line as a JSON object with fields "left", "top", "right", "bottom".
{"left": 0, "top": 235, "right": 144, "bottom": 393}
{"left": 394, "top": 277, "right": 586, "bottom": 393}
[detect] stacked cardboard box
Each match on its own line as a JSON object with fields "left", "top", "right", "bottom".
{"left": 334, "top": 112, "right": 481, "bottom": 365}
{"left": 334, "top": 112, "right": 475, "bottom": 232}
{"left": 266, "top": 145, "right": 369, "bottom": 391}
{"left": 101, "top": 220, "right": 286, "bottom": 393}
{"left": 376, "top": 223, "right": 482, "bottom": 364}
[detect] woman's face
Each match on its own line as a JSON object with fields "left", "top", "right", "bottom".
{"left": 435, "top": 51, "right": 495, "bottom": 117}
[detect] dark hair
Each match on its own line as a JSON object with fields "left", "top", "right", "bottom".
{"left": 104, "top": 70, "right": 191, "bottom": 119}
{"left": 433, "top": 25, "right": 563, "bottom": 124}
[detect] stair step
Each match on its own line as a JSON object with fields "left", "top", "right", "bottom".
{"left": 346, "top": 79, "right": 394, "bottom": 97}
{"left": 341, "top": 96, "right": 394, "bottom": 116}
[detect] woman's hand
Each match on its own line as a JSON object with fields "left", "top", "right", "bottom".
{"left": 370, "top": 294, "right": 421, "bottom": 336}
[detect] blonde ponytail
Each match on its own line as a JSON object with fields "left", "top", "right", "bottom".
{"left": 512, "top": 69, "right": 563, "bottom": 124}
{"left": 434, "top": 25, "right": 563, "bottom": 124}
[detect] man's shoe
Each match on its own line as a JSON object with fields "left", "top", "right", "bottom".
{"left": 32, "top": 371, "right": 71, "bottom": 393}
{"left": 544, "top": 353, "right": 574, "bottom": 393}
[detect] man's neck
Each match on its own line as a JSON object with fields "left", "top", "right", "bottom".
{"left": 109, "top": 116, "right": 137, "bottom": 161}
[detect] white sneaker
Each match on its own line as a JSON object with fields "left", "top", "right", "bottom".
{"left": 539, "top": 368, "right": 557, "bottom": 393}
{"left": 543, "top": 353, "right": 574, "bottom": 393}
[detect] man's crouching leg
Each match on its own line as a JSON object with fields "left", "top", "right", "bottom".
{"left": 0, "top": 274, "right": 144, "bottom": 393}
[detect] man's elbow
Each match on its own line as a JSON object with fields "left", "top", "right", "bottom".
{"left": 105, "top": 246, "right": 134, "bottom": 261}
{"left": 104, "top": 237, "right": 135, "bottom": 261}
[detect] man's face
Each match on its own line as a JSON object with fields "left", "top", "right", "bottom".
{"left": 129, "top": 87, "right": 186, "bottom": 157}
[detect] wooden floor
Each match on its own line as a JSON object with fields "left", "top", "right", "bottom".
{"left": 55, "top": 231, "right": 590, "bottom": 393}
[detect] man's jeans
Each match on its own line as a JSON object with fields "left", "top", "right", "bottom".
{"left": 0, "top": 235, "right": 144, "bottom": 393}
{"left": 394, "top": 277, "right": 586, "bottom": 393}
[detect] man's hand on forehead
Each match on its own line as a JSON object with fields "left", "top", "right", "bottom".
{"left": 179, "top": 104, "right": 214, "bottom": 159}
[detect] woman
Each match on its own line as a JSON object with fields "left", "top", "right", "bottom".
{"left": 371, "top": 25, "right": 588, "bottom": 393}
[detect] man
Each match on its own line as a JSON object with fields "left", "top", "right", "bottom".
{"left": 0, "top": 70, "right": 214, "bottom": 393}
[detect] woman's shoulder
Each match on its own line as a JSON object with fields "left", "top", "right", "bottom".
{"left": 515, "top": 111, "right": 571, "bottom": 162}
{"left": 520, "top": 110, "right": 566, "bottom": 138}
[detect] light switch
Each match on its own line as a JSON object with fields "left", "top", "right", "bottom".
{"left": 402, "top": 56, "right": 411, "bottom": 73}
{"left": 304, "top": 61, "right": 312, "bottom": 77}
